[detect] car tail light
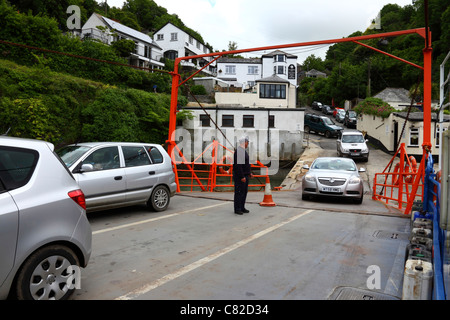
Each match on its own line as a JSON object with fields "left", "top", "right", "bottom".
{"left": 68, "top": 189, "right": 86, "bottom": 210}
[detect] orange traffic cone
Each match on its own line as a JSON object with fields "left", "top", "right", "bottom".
{"left": 259, "top": 176, "right": 276, "bottom": 207}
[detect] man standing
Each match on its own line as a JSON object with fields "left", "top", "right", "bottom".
{"left": 233, "top": 136, "right": 253, "bottom": 215}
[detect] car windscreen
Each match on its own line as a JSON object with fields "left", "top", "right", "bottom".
{"left": 348, "top": 111, "right": 357, "bottom": 117}
{"left": 312, "top": 158, "right": 356, "bottom": 171}
{"left": 56, "top": 145, "right": 92, "bottom": 167}
{"left": 323, "top": 117, "right": 335, "bottom": 125}
{"left": 342, "top": 135, "right": 365, "bottom": 143}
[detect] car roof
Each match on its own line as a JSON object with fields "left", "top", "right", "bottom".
{"left": 341, "top": 130, "right": 363, "bottom": 135}
{"left": 65, "top": 141, "right": 160, "bottom": 148}
{"left": 0, "top": 136, "right": 54, "bottom": 150}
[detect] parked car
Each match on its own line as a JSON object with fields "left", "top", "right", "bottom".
{"left": 0, "top": 136, "right": 92, "bottom": 300}
{"left": 57, "top": 142, "right": 177, "bottom": 213}
{"left": 301, "top": 157, "right": 365, "bottom": 204}
{"left": 304, "top": 113, "right": 343, "bottom": 138}
{"left": 311, "top": 101, "right": 323, "bottom": 110}
{"left": 336, "top": 109, "right": 346, "bottom": 123}
{"left": 333, "top": 107, "right": 344, "bottom": 118}
{"left": 322, "top": 105, "right": 334, "bottom": 115}
{"left": 337, "top": 130, "right": 369, "bottom": 162}
{"left": 344, "top": 110, "right": 358, "bottom": 128}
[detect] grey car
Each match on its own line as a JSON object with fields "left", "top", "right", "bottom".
{"left": 301, "top": 157, "right": 365, "bottom": 204}
{"left": 57, "top": 142, "right": 177, "bottom": 212}
{"left": 0, "top": 136, "right": 92, "bottom": 300}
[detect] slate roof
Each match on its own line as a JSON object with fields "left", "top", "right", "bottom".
{"left": 98, "top": 14, "right": 161, "bottom": 49}
{"left": 255, "top": 75, "right": 290, "bottom": 83}
{"left": 373, "top": 87, "right": 411, "bottom": 103}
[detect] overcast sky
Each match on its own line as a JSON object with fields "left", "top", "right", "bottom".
{"left": 105, "top": 0, "right": 414, "bottom": 63}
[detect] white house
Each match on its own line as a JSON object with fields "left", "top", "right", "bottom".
{"left": 178, "top": 106, "right": 305, "bottom": 161}
{"left": 357, "top": 111, "right": 450, "bottom": 162}
{"left": 216, "top": 50, "right": 298, "bottom": 90}
{"left": 81, "top": 13, "right": 164, "bottom": 70}
{"left": 154, "top": 22, "right": 216, "bottom": 75}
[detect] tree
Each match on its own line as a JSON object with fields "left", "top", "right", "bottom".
{"left": 302, "top": 54, "right": 325, "bottom": 72}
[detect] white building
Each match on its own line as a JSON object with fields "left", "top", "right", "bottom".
{"left": 216, "top": 50, "right": 298, "bottom": 90}
{"left": 154, "top": 22, "right": 216, "bottom": 75}
{"left": 81, "top": 13, "right": 164, "bottom": 70}
{"left": 178, "top": 106, "right": 305, "bottom": 161}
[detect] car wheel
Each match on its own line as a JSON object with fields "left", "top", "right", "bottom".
{"left": 325, "top": 131, "right": 331, "bottom": 138}
{"left": 354, "top": 194, "right": 363, "bottom": 204}
{"left": 302, "top": 193, "right": 309, "bottom": 201}
{"left": 14, "top": 245, "right": 79, "bottom": 300}
{"left": 304, "top": 125, "right": 310, "bottom": 133}
{"left": 148, "top": 185, "right": 170, "bottom": 211}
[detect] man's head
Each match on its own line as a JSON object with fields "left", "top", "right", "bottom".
{"left": 239, "top": 135, "right": 249, "bottom": 147}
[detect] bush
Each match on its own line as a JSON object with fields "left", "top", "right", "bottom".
{"left": 354, "top": 97, "right": 396, "bottom": 118}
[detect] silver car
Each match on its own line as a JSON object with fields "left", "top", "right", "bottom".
{"left": 0, "top": 136, "right": 92, "bottom": 300}
{"left": 57, "top": 142, "right": 177, "bottom": 212}
{"left": 301, "top": 157, "right": 365, "bottom": 204}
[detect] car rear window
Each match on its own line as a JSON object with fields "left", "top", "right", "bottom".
{"left": 0, "top": 146, "right": 39, "bottom": 191}
{"left": 146, "top": 146, "right": 164, "bottom": 164}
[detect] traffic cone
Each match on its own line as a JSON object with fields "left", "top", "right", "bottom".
{"left": 259, "top": 176, "right": 276, "bottom": 207}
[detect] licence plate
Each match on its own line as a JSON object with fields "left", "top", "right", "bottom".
{"left": 322, "top": 187, "right": 341, "bottom": 193}
{"left": 350, "top": 152, "right": 360, "bottom": 156}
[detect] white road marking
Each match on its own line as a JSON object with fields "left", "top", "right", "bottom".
{"left": 116, "top": 209, "right": 314, "bottom": 300}
{"left": 92, "top": 202, "right": 228, "bottom": 235}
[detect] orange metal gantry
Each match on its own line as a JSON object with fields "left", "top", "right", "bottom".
{"left": 166, "top": 28, "right": 433, "bottom": 213}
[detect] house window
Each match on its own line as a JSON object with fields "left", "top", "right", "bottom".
{"left": 164, "top": 50, "right": 178, "bottom": 60}
{"left": 157, "top": 34, "right": 164, "bottom": 41}
{"left": 260, "top": 84, "right": 286, "bottom": 99}
{"left": 409, "top": 128, "right": 419, "bottom": 146}
{"left": 436, "top": 125, "right": 447, "bottom": 147}
{"left": 269, "top": 115, "right": 275, "bottom": 128}
{"left": 225, "top": 65, "right": 236, "bottom": 75}
{"left": 248, "top": 66, "right": 259, "bottom": 74}
{"left": 277, "top": 66, "right": 285, "bottom": 74}
{"left": 222, "top": 115, "right": 234, "bottom": 127}
{"left": 243, "top": 115, "right": 254, "bottom": 128}
{"left": 200, "top": 114, "right": 210, "bottom": 127}
{"left": 274, "top": 54, "right": 285, "bottom": 62}
{"left": 189, "top": 36, "right": 193, "bottom": 44}
{"left": 170, "top": 33, "right": 178, "bottom": 41}
{"left": 197, "top": 41, "right": 201, "bottom": 49}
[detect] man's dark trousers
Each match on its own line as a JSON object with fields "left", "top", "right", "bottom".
{"left": 234, "top": 174, "right": 249, "bottom": 212}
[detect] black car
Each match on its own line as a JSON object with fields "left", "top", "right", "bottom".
{"left": 311, "top": 101, "right": 323, "bottom": 110}
{"left": 344, "top": 110, "right": 358, "bottom": 128}
{"left": 322, "top": 105, "right": 334, "bottom": 115}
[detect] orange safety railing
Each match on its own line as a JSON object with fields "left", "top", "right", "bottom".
{"left": 372, "top": 143, "right": 424, "bottom": 211}
{"left": 171, "top": 139, "right": 270, "bottom": 192}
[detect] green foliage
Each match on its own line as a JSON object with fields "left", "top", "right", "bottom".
{"left": 354, "top": 97, "right": 396, "bottom": 118}
{"left": 190, "top": 85, "right": 207, "bottom": 95}
{"left": 0, "top": 59, "right": 175, "bottom": 145}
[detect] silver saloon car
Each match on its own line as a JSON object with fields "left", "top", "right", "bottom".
{"left": 301, "top": 157, "right": 365, "bottom": 204}
{"left": 0, "top": 136, "right": 92, "bottom": 300}
{"left": 57, "top": 142, "right": 177, "bottom": 212}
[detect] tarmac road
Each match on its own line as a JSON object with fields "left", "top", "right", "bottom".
{"left": 71, "top": 109, "right": 411, "bottom": 302}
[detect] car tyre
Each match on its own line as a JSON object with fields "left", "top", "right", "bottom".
{"left": 304, "top": 125, "right": 310, "bottom": 134}
{"left": 325, "top": 131, "right": 331, "bottom": 138}
{"left": 14, "top": 245, "right": 80, "bottom": 300}
{"left": 302, "top": 193, "right": 309, "bottom": 201}
{"left": 354, "top": 194, "right": 363, "bottom": 204}
{"left": 148, "top": 185, "right": 170, "bottom": 212}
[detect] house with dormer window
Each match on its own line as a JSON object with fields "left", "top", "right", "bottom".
{"left": 154, "top": 22, "right": 216, "bottom": 75}
{"left": 81, "top": 13, "right": 164, "bottom": 71}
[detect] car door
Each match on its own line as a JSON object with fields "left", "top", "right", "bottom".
{"left": 0, "top": 192, "right": 18, "bottom": 287}
{"left": 121, "top": 145, "right": 159, "bottom": 203}
{"left": 74, "top": 146, "right": 126, "bottom": 210}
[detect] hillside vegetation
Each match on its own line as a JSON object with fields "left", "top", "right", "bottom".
{"left": 0, "top": 59, "right": 188, "bottom": 146}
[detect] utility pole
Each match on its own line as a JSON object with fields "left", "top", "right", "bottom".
{"left": 367, "top": 58, "right": 371, "bottom": 97}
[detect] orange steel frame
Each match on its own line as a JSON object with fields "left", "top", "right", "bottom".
{"left": 166, "top": 28, "right": 432, "bottom": 210}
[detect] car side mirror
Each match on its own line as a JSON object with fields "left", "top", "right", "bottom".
{"left": 365, "top": 139, "right": 369, "bottom": 143}
{"left": 358, "top": 167, "right": 366, "bottom": 173}
{"left": 80, "top": 163, "right": 94, "bottom": 173}
{"left": 302, "top": 164, "right": 310, "bottom": 170}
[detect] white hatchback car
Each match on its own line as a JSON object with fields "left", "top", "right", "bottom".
{"left": 337, "top": 130, "right": 369, "bottom": 162}
{"left": 57, "top": 142, "right": 177, "bottom": 212}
